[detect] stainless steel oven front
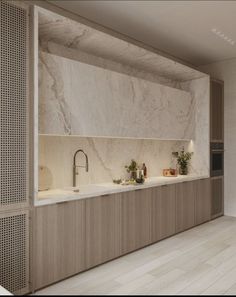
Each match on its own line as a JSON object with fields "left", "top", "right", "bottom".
{"left": 210, "top": 143, "right": 224, "bottom": 177}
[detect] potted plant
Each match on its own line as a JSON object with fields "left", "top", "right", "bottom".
{"left": 125, "top": 159, "right": 138, "bottom": 180}
{"left": 175, "top": 148, "right": 193, "bottom": 175}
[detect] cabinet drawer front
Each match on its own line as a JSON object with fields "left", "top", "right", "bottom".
{"left": 34, "top": 200, "right": 85, "bottom": 290}
{"left": 85, "top": 194, "right": 122, "bottom": 268}
{"left": 210, "top": 80, "right": 224, "bottom": 142}
{"left": 122, "top": 189, "right": 152, "bottom": 254}
{"left": 195, "top": 179, "right": 211, "bottom": 225}
{"left": 176, "top": 181, "right": 195, "bottom": 233}
{"left": 159, "top": 184, "right": 176, "bottom": 239}
{"left": 211, "top": 177, "right": 224, "bottom": 218}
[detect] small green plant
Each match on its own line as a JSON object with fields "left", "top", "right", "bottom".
{"left": 125, "top": 159, "right": 138, "bottom": 173}
{"left": 175, "top": 148, "right": 193, "bottom": 175}
{"left": 125, "top": 159, "right": 138, "bottom": 179}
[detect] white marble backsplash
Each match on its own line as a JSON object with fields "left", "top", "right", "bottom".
{"left": 39, "top": 135, "right": 188, "bottom": 189}
{"left": 39, "top": 51, "right": 195, "bottom": 140}
{"left": 179, "top": 76, "right": 210, "bottom": 176}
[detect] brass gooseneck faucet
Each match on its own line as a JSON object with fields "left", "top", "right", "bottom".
{"left": 73, "top": 149, "right": 89, "bottom": 187}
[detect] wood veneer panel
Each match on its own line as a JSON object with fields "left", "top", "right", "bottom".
{"left": 85, "top": 193, "right": 122, "bottom": 268}
{"left": 176, "top": 181, "right": 195, "bottom": 233}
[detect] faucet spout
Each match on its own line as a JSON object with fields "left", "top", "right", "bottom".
{"left": 73, "top": 149, "right": 89, "bottom": 187}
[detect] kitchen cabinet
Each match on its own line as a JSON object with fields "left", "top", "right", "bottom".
{"left": 85, "top": 193, "right": 122, "bottom": 268}
{"left": 176, "top": 181, "right": 195, "bottom": 233}
{"left": 34, "top": 200, "right": 86, "bottom": 290}
{"left": 152, "top": 184, "right": 176, "bottom": 241}
{"left": 211, "top": 176, "right": 224, "bottom": 219}
{"left": 121, "top": 188, "right": 152, "bottom": 254}
{"left": 33, "top": 178, "right": 212, "bottom": 291}
{"left": 151, "top": 186, "right": 162, "bottom": 242}
{"left": 210, "top": 79, "right": 224, "bottom": 142}
{"left": 195, "top": 179, "right": 211, "bottom": 225}
{"left": 159, "top": 184, "right": 176, "bottom": 239}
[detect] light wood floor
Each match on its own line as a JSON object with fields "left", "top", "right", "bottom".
{"left": 34, "top": 216, "right": 236, "bottom": 295}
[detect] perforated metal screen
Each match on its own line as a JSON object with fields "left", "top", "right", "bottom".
{"left": 0, "top": 211, "right": 29, "bottom": 294}
{"left": 0, "top": 1, "right": 30, "bottom": 294}
{"left": 0, "top": 1, "right": 28, "bottom": 207}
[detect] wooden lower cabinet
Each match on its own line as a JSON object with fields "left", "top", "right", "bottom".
{"left": 85, "top": 193, "right": 122, "bottom": 268}
{"left": 34, "top": 200, "right": 86, "bottom": 290}
{"left": 211, "top": 176, "right": 224, "bottom": 219}
{"left": 152, "top": 184, "right": 176, "bottom": 242}
{"left": 151, "top": 186, "right": 162, "bottom": 242}
{"left": 176, "top": 181, "right": 195, "bottom": 233}
{"left": 33, "top": 178, "right": 212, "bottom": 290}
{"left": 121, "top": 188, "right": 152, "bottom": 254}
{"left": 159, "top": 184, "right": 176, "bottom": 239}
{"left": 195, "top": 178, "right": 211, "bottom": 225}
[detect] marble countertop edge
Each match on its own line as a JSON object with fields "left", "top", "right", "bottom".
{"left": 35, "top": 174, "right": 209, "bottom": 207}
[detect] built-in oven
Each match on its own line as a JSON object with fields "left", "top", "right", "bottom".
{"left": 210, "top": 142, "right": 224, "bottom": 177}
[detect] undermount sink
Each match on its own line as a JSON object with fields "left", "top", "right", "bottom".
{"left": 64, "top": 184, "right": 108, "bottom": 194}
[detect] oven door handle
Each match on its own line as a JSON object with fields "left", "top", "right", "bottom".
{"left": 211, "top": 149, "right": 225, "bottom": 152}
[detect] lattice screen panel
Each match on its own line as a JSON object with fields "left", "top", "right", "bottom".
{"left": 0, "top": 211, "right": 29, "bottom": 294}
{"left": 0, "top": 1, "right": 28, "bottom": 208}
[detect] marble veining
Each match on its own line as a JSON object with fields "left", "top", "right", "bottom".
{"left": 38, "top": 8, "right": 205, "bottom": 81}
{"left": 180, "top": 77, "right": 210, "bottom": 176}
{"left": 41, "top": 41, "right": 176, "bottom": 88}
{"left": 39, "top": 52, "right": 195, "bottom": 140}
{"left": 39, "top": 135, "right": 188, "bottom": 189}
{"left": 36, "top": 7, "right": 210, "bottom": 198}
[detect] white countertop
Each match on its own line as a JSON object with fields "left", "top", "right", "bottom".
{"left": 0, "top": 286, "right": 12, "bottom": 296}
{"left": 36, "top": 174, "right": 209, "bottom": 206}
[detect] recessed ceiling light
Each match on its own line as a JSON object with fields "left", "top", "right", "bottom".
{"left": 211, "top": 28, "right": 235, "bottom": 46}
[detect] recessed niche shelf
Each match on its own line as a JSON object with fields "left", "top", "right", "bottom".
{"left": 38, "top": 134, "right": 192, "bottom": 142}
{"left": 33, "top": 4, "right": 210, "bottom": 204}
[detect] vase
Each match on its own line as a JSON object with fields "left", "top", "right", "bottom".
{"left": 179, "top": 166, "right": 188, "bottom": 175}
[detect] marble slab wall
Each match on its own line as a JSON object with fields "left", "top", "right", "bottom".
{"left": 39, "top": 135, "right": 188, "bottom": 189}
{"left": 179, "top": 76, "right": 210, "bottom": 176}
{"left": 39, "top": 51, "right": 195, "bottom": 140}
{"left": 41, "top": 41, "right": 177, "bottom": 88}
{"left": 38, "top": 7, "right": 205, "bottom": 81}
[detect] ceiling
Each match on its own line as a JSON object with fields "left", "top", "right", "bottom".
{"left": 47, "top": 0, "right": 236, "bottom": 66}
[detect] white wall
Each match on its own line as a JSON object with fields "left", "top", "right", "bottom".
{"left": 200, "top": 59, "right": 236, "bottom": 217}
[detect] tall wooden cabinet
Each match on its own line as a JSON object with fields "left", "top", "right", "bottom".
{"left": 210, "top": 78, "right": 224, "bottom": 219}
{"left": 210, "top": 80, "right": 224, "bottom": 142}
